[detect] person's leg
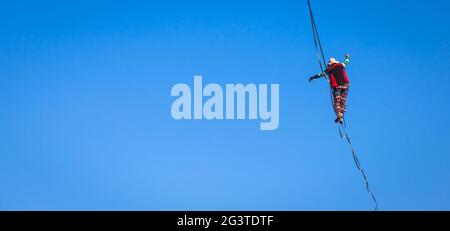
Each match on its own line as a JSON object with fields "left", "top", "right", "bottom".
{"left": 341, "top": 84, "right": 349, "bottom": 115}
{"left": 333, "top": 88, "right": 343, "bottom": 122}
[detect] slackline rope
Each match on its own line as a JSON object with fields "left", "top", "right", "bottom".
{"left": 307, "top": 0, "right": 379, "bottom": 211}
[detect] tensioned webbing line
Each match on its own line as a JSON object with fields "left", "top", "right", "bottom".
{"left": 306, "top": 0, "right": 379, "bottom": 211}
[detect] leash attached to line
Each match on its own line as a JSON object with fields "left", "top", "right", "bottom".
{"left": 307, "top": 0, "right": 335, "bottom": 109}
{"left": 307, "top": 0, "right": 379, "bottom": 211}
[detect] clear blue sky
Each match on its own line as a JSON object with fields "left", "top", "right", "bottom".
{"left": 1, "top": 0, "right": 449, "bottom": 211}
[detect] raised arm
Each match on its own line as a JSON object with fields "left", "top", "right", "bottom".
{"left": 342, "top": 53, "right": 350, "bottom": 67}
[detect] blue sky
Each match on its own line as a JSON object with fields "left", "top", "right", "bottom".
{"left": 1, "top": 0, "right": 449, "bottom": 210}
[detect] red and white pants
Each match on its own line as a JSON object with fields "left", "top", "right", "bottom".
{"left": 333, "top": 84, "right": 349, "bottom": 115}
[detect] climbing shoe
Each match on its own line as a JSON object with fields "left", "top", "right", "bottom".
{"left": 338, "top": 112, "right": 344, "bottom": 124}
{"left": 335, "top": 112, "right": 344, "bottom": 124}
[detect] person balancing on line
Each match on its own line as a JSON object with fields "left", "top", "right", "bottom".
{"left": 309, "top": 54, "right": 351, "bottom": 124}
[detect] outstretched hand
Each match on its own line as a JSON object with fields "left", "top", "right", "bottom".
{"left": 345, "top": 53, "right": 350, "bottom": 59}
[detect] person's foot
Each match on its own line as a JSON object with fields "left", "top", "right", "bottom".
{"left": 336, "top": 112, "right": 344, "bottom": 124}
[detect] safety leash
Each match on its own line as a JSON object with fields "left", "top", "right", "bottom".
{"left": 307, "top": 0, "right": 336, "bottom": 110}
